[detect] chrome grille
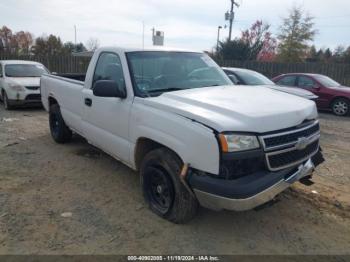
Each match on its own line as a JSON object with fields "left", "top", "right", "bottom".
{"left": 260, "top": 120, "right": 320, "bottom": 171}
{"left": 260, "top": 121, "right": 320, "bottom": 151}
{"left": 266, "top": 140, "right": 319, "bottom": 171}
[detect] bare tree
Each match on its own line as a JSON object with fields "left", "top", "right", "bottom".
{"left": 15, "top": 31, "right": 33, "bottom": 54}
{"left": 86, "top": 38, "right": 100, "bottom": 51}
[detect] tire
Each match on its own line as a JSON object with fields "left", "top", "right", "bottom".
{"left": 49, "top": 104, "right": 72, "bottom": 143}
{"left": 140, "top": 148, "right": 198, "bottom": 224}
{"left": 332, "top": 98, "right": 349, "bottom": 116}
{"left": 3, "top": 91, "right": 13, "bottom": 110}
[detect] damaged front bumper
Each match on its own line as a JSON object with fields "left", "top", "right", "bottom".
{"left": 188, "top": 155, "right": 321, "bottom": 212}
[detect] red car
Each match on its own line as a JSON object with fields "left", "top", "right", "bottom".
{"left": 273, "top": 73, "right": 350, "bottom": 116}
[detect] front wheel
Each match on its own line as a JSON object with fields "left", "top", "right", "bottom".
{"left": 3, "top": 91, "right": 13, "bottom": 110}
{"left": 49, "top": 104, "right": 72, "bottom": 143}
{"left": 332, "top": 98, "right": 349, "bottom": 116}
{"left": 140, "top": 148, "right": 198, "bottom": 224}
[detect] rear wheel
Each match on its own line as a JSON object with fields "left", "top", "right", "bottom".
{"left": 332, "top": 98, "right": 349, "bottom": 116}
{"left": 49, "top": 104, "right": 72, "bottom": 143}
{"left": 3, "top": 91, "right": 13, "bottom": 110}
{"left": 140, "top": 148, "right": 198, "bottom": 224}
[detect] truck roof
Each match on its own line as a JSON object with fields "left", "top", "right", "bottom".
{"left": 97, "top": 46, "right": 201, "bottom": 53}
{"left": 0, "top": 60, "right": 43, "bottom": 65}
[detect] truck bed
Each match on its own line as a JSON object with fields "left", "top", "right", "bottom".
{"left": 55, "top": 73, "right": 86, "bottom": 82}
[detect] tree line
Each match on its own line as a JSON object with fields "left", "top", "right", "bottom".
{"left": 0, "top": 26, "right": 100, "bottom": 56}
{"left": 214, "top": 6, "right": 350, "bottom": 64}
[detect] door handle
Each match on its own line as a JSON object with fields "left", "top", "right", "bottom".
{"left": 84, "top": 98, "right": 92, "bottom": 107}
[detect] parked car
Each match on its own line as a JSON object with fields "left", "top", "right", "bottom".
{"left": 41, "top": 47, "right": 323, "bottom": 223}
{"left": 0, "top": 60, "right": 49, "bottom": 110}
{"left": 223, "top": 67, "right": 318, "bottom": 100}
{"left": 272, "top": 73, "right": 350, "bottom": 116}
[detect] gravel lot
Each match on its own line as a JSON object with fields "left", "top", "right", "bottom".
{"left": 0, "top": 105, "right": 349, "bottom": 255}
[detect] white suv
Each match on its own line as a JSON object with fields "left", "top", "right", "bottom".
{"left": 0, "top": 60, "right": 49, "bottom": 109}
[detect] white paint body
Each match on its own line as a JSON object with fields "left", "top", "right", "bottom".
{"left": 0, "top": 60, "right": 45, "bottom": 101}
{"left": 41, "top": 47, "right": 318, "bottom": 175}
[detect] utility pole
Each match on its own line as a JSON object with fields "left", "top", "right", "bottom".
{"left": 74, "top": 25, "right": 77, "bottom": 52}
{"left": 225, "top": 0, "right": 239, "bottom": 41}
{"left": 142, "top": 21, "right": 145, "bottom": 49}
{"left": 216, "top": 26, "right": 222, "bottom": 53}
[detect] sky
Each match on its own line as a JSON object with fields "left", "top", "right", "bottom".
{"left": 1, "top": 0, "right": 349, "bottom": 51}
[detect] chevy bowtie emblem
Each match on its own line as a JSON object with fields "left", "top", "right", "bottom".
{"left": 295, "top": 137, "right": 309, "bottom": 150}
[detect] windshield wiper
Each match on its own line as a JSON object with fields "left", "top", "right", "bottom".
{"left": 147, "top": 87, "right": 186, "bottom": 93}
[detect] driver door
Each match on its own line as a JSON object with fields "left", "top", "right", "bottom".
{"left": 82, "top": 52, "right": 132, "bottom": 164}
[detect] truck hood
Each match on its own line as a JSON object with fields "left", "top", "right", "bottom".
{"left": 266, "top": 85, "right": 318, "bottom": 99}
{"left": 143, "top": 85, "right": 318, "bottom": 133}
{"left": 6, "top": 77, "right": 41, "bottom": 87}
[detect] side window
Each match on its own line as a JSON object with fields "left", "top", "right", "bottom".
{"left": 298, "top": 76, "right": 316, "bottom": 88}
{"left": 92, "top": 53, "right": 125, "bottom": 90}
{"left": 0, "top": 63, "right": 3, "bottom": 77}
{"left": 277, "top": 76, "right": 297, "bottom": 87}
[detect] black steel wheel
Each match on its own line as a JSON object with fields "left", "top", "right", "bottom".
{"left": 143, "top": 165, "right": 175, "bottom": 215}
{"left": 3, "top": 91, "right": 13, "bottom": 110}
{"left": 49, "top": 104, "right": 72, "bottom": 143}
{"left": 140, "top": 148, "right": 198, "bottom": 224}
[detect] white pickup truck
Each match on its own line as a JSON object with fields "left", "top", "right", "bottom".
{"left": 41, "top": 47, "right": 324, "bottom": 223}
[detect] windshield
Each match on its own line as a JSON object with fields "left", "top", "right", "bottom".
{"left": 126, "top": 51, "right": 232, "bottom": 96}
{"left": 5, "top": 64, "right": 48, "bottom": 77}
{"left": 313, "top": 75, "right": 340, "bottom": 87}
{"left": 234, "top": 70, "right": 274, "bottom": 85}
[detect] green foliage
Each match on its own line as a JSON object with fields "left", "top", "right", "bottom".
{"left": 32, "top": 35, "right": 87, "bottom": 56}
{"left": 217, "top": 39, "right": 251, "bottom": 60}
{"left": 216, "top": 20, "right": 276, "bottom": 61}
{"left": 306, "top": 45, "right": 350, "bottom": 64}
{"left": 1, "top": 25, "right": 88, "bottom": 56}
{"left": 277, "top": 6, "right": 316, "bottom": 62}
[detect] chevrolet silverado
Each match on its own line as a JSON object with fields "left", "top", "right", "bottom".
{"left": 41, "top": 47, "right": 323, "bottom": 223}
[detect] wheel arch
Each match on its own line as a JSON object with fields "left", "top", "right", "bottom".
{"left": 48, "top": 96, "right": 58, "bottom": 109}
{"left": 330, "top": 96, "right": 350, "bottom": 106}
{"left": 134, "top": 137, "right": 184, "bottom": 171}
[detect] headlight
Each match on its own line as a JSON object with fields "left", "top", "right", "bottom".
{"left": 219, "top": 134, "right": 260, "bottom": 152}
{"left": 8, "top": 83, "right": 24, "bottom": 91}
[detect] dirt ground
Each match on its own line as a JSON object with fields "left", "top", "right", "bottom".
{"left": 0, "top": 104, "right": 349, "bottom": 255}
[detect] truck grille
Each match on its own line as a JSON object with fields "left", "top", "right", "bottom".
{"left": 25, "top": 86, "right": 40, "bottom": 90}
{"left": 263, "top": 123, "right": 320, "bottom": 149}
{"left": 260, "top": 120, "right": 320, "bottom": 171}
{"left": 266, "top": 140, "right": 319, "bottom": 171}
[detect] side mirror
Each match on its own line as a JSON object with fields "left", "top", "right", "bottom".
{"left": 228, "top": 74, "right": 239, "bottom": 85}
{"left": 93, "top": 80, "right": 126, "bottom": 98}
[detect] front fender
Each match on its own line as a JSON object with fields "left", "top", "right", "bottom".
{"left": 129, "top": 101, "right": 220, "bottom": 175}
